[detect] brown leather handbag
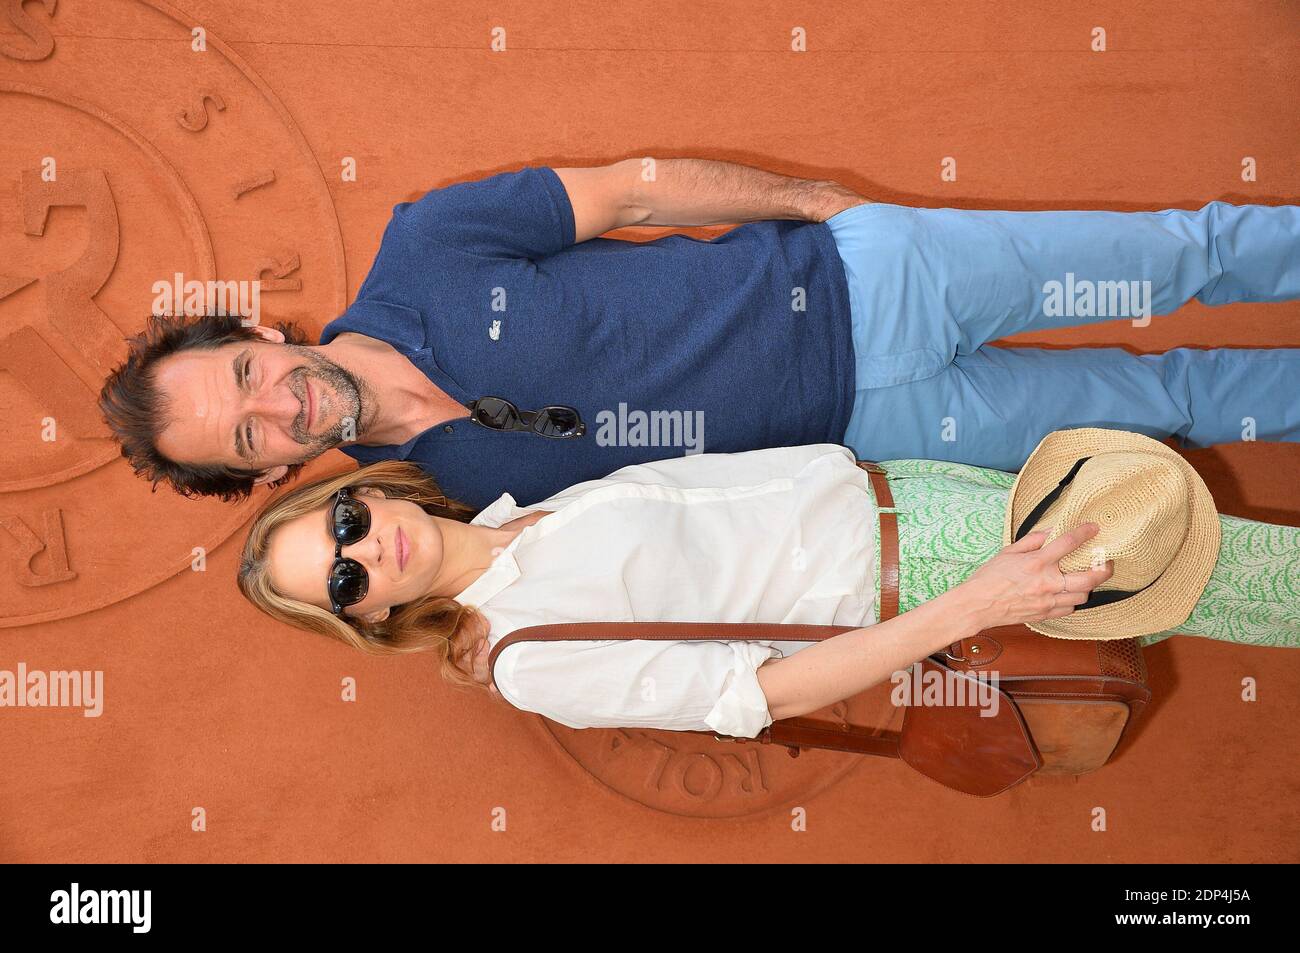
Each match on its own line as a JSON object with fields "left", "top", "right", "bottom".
{"left": 487, "top": 461, "right": 1152, "bottom": 798}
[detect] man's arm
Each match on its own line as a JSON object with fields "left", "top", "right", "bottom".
{"left": 553, "top": 157, "right": 869, "bottom": 243}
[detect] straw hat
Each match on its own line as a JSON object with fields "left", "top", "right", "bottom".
{"left": 1002, "top": 428, "right": 1221, "bottom": 639}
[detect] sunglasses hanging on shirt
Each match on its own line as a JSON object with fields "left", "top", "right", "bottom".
{"left": 465, "top": 395, "right": 586, "bottom": 438}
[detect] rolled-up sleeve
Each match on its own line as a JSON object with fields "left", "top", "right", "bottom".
{"left": 493, "top": 638, "right": 781, "bottom": 738}
{"left": 705, "top": 642, "right": 781, "bottom": 738}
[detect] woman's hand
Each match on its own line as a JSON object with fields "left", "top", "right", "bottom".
{"left": 953, "top": 522, "right": 1115, "bottom": 630}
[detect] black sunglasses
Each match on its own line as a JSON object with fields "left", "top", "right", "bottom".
{"left": 465, "top": 396, "right": 585, "bottom": 438}
{"left": 326, "top": 487, "right": 372, "bottom": 616}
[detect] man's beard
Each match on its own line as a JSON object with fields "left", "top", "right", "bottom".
{"left": 282, "top": 346, "right": 370, "bottom": 461}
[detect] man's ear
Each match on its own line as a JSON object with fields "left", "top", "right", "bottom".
{"left": 357, "top": 606, "right": 391, "bottom": 625}
{"left": 252, "top": 465, "right": 289, "bottom": 485}
{"left": 247, "top": 324, "right": 286, "bottom": 344}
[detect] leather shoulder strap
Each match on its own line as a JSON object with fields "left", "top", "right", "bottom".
{"left": 489, "top": 620, "right": 861, "bottom": 677}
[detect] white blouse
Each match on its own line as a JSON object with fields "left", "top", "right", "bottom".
{"left": 453, "top": 444, "right": 880, "bottom": 738}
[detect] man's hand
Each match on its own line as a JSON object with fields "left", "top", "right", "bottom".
{"left": 554, "top": 157, "right": 871, "bottom": 242}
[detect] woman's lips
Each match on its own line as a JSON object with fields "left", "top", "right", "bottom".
{"left": 396, "top": 525, "right": 408, "bottom": 572}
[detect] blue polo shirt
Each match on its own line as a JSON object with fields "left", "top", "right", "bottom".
{"left": 320, "top": 166, "right": 854, "bottom": 510}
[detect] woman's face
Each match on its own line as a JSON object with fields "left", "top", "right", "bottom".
{"left": 266, "top": 488, "right": 443, "bottom": 623}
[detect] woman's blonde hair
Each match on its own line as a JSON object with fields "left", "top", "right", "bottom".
{"left": 237, "top": 461, "right": 484, "bottom": 689}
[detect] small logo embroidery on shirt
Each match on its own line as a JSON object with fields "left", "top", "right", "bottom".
{"left": 488, "top": 320, "right": 502, "bottom": 341}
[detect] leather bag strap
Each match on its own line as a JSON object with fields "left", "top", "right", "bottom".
{"left": 859, "top": 462, "right": 900, "bottom": 622}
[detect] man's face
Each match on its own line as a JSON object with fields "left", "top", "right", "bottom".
{"left": 152, "top": 337, "right": 364, "bottom": 476}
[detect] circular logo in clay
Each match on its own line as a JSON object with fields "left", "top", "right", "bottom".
{"left": 542, "top": 685, "right": 902, "bottom": 818}
{"left": 0, "top": 0, "right": 346, "bottom": 626}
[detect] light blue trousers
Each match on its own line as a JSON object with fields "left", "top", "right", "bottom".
{"left": 830, "top": 201, "right": 1300, "bottom": 469}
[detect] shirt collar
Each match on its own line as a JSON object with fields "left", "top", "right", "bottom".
{"left": 324, "top": 298, "right": 427, "bottom": 351}
{"left": 472, "top": 492, "right": 523, "bottom": 527}
{"left": 342, "top": 441, "right": 413, "bottom": 464}
{"left": 452, "top": 493, "right": 528, "bottom": 606}
{"left": 328, "top": 295, "right": 472, "bottom": 461}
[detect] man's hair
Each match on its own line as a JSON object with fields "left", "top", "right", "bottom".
{"left": 98, "top": 312, "right": 311, "bottom": 501}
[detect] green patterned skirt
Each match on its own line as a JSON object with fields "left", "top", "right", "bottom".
{"left": 876, "top": 459, "right": 1300, "bottom": 648}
